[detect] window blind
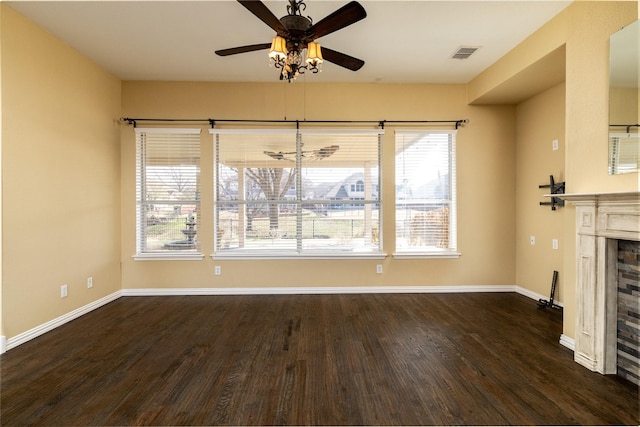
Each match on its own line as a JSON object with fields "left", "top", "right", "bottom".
{"left": 608, "top": 132, "right": 639, "bottom": 174}
{"left": 395, "top": 130, "right": 457, "bottom": 254}
{"left": 212, "top": 128, "right": 383, "bottom": 256}
{"left": 135, "top": 128, "right": 201, "bottom": 254}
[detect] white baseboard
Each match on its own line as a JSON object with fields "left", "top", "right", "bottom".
{"left": 574, "top": 350, "right": 598, "bottom": 371}
{"left": 121, "top": 285, "right": 517, "bottom": 296}
{"left": 5, "top": 291, "right": 121, "bottom": 352}
{"left": 4, "top": 285, "right": 563, "bottom": 353}
{"left": 515, "top": 287, "right": 568, "bottom": 351}
{"left": 4, "top": 285, "right": 514, "bottom": 352}
{"left": 560, "top": 334, "right": 575, "bottom": 351}
{"left": 515, "top": 286, "right": 564, "bottom": 307}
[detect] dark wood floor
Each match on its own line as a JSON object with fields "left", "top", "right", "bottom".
{"left": 1, "top": 293, "right": 638, "bottom": 426}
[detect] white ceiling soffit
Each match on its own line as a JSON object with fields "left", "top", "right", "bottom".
{"left": 7, "top": 0, "right": 572, "bottom": 84}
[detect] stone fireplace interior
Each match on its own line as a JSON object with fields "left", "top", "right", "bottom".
{"left": 616, "top": 239, "right": 639, "bottom": 384}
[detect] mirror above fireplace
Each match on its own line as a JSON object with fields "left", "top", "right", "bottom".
{"left": 609, "top": 20, "right": 639, "bottom": 174}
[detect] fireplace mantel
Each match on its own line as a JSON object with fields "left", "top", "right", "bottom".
{"left": 559, "top": 191, "right": 639, "bottom": 374}
{"left": 559, "top": 191, "right": 639, "bottom": 201}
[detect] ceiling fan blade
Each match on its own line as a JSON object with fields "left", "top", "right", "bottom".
{"left": 305, "top": 1, "right": 366, "bottom": 40}
{"left": 237, "top": 0, "right": 287, "bottom": 34}
{"left": 215, "top": 43, "right": 271, "bottom": 56}
{"left": 321, "top": 47, "right": 365, "bottom": 71}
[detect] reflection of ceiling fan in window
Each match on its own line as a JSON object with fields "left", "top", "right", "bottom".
{"left": 215, "top": 0, "right": 367, "bottom": 82}
{"left": 264, "top": 145, "right": 339, "bottom": 162}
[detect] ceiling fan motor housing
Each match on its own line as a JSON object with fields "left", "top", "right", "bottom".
{"left": 280, "top": 15, "right": 312, "bottom": 50}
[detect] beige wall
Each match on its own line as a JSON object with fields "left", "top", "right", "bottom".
{"left": 0, "top": 4, "right": 3, "bottom": 342}
{"left": 1, "top": 4, "right": 122, "bottom": 338}
{"left": 121, "top": 82, "right": 517, "bottom": 290}
{"left": 515, "top": 83, "right": 566, "bottom": 302}
{"left": 565, "top": 1, "right": 637, "bottom": 193}
{"left": 467, "top": 7, "right": 569, "bottom": 105}
{"left": 2, "top": 1, "right": 638, "bottom": 347}
{"left": 563, "top": 1, "right": 637, "bottom": 340}
{"left": 609, "top": 86, "right": 638, "bottom": 124}
{"left": 472, "top": 1, "right": 638, "bottom": 341}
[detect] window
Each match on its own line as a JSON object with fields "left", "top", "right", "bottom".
{"left": 352, "top": 180, "right": 365, "bottom": 192}
{"left": 212, "top": 128, "right": 383, "bottom": 257}
{"left": 608, "top": 132, "right": 639, "bottom": 174}
{"left": 135, "top": 128, "right": 201, "bottom": 257}
{"left": 395, "top": 130, "right": 457, "bottom": 257}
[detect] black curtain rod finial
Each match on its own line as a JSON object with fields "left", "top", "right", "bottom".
{"left": 455, "top": 119, "right": 469, "bottom": 129}
{"left": 120, "top": 117, "right": 137, "bottom": 127}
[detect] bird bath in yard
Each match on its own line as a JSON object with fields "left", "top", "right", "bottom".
{"left": 164, "top": 212, "right": 197, "bottom": 249}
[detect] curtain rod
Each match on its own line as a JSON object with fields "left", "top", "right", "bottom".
{"left": 120, "top": 117, "right": 469, "bottom": 129}
{"left": 610, "top": 123, "right": 640, "bottom": 133}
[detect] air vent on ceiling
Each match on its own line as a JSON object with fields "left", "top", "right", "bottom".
{"left": 451, "top": 46, "right": 481, "bottom": 60}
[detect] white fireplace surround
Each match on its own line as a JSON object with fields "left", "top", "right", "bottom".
{"left": 561, "top": 191, "right": 639, "bottom": 374}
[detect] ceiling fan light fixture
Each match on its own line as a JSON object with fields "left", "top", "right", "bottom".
{"left": 305, "top": 42, "right": 323, "bottom": 73}
{"left": 269, "top": 36, "right": 287, "bottom": 63}
{"left": 283, "top": 50, "right": 303, "bottom": 80}
{"left": 218, "top": 0, "right": 367, "bottom": 82}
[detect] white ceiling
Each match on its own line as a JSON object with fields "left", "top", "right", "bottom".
{"left": 7, "top": 0, "right": 572, "bottom": 84}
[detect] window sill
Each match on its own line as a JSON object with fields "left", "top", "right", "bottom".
{"left": 133, "top": 253, "right": 204, "bottom": 261}
{"left": 211, "top": 252, "right": 388, "bottom": 261}
{"left": 393, "top": 251, "right": 461, "bottom": 259}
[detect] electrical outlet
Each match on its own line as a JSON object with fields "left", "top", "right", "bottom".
{"left": 61, "top": 284, "right": 68, "bottom": 298}
{"left": 552, "top": 239, "right": 559, "bottom": 250}
{"left": 530, "top": 235, "right": 536, "bottom": 245}
{"left": 376, "top": 264, "right": 383, "bottom": 274}
{"left": 87, "top": 277, "right": 93, "bottom": 288}
{"left": 552, "top": 139, "right": 559, "bottom": 151}
{"left": 215, "top": 266, "right": 221, "bottom": 276}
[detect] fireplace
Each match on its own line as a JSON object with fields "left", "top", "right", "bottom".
{"left": 561, "top": 192, "right": 639, "bottom": 377}
{"left": 617, "top": 239, "right": 639, "bottom": 384}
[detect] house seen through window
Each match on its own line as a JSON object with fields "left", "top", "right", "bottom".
{"left": 133, "top": 127, "right": 456, "bottom": 259}
{"left": 212, "top": 129, "right": 383, "bottom": 256}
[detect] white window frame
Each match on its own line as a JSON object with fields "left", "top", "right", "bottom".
{"left": 134, "top": 128, "right": 203, "bottom": 261}
{"left": 393, "top": 130, "right": 459, "bottom": 259}
{"left": 211, "top": 128, "right": 385, "bottom": 260}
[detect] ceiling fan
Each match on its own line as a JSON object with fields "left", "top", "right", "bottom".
{"left": 215, "top": 0, "right": 367, "bottom": 82}
{"left": 264, "top": 144, "right": 340, "bottom": 161}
